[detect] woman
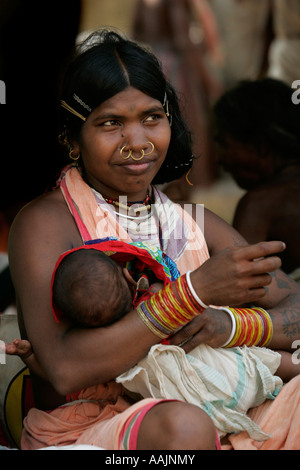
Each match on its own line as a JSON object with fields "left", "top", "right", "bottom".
{"left": 9, "top": 30, "right": 300, "bottom": 450}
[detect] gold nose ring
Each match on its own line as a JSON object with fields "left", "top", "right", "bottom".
{"left": 130, "top": 141, "right": 155, "bottom": 160}
{"left": 120, "top": 146, "right": 132, "bottom": 160}
{"left": 144, "top": 141, "right": 155, "bottom": 156}
{"left": 120, "top": 141, "right": 155, "bottom": 161}
{"left": 130, "top": 151, "right": 145, "bottom": 161}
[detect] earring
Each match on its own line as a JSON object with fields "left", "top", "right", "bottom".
{"left": 69, "top": 148, "right": 80, "bottom": 161}
{"left": 185, "top": 168, "right": 193, "bottom": 186}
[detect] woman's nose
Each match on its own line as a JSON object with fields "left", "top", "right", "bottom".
{"left": 123, "top": 127, "right": 151, "bottom": 157}
{"left": 123, "top": 124, "right": 148, "bottom": 153}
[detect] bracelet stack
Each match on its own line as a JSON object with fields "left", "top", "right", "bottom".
{"left": 222, "top": 307, "right": 273, "bottom": 348}
{"left": 136, "top": 273, "right": 207, "bottom": 338}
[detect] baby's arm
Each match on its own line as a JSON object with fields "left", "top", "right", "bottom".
{"left": 275, "top": 350, "right": 300, "bottom": 382}
{"left": 5, "top": 339, "right": 46, "bottom": 379}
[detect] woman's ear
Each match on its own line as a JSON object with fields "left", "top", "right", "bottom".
{"left": 70, "top": 140, "right": 80, "bottom": 155}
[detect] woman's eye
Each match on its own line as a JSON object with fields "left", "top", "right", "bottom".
{"left": 102, "top": 120, "right": 119, "bottom": 127}
{"left": 144, "top": 114, "right": 161, "bottom": 123}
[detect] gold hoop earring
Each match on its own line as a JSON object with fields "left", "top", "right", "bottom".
{"left": 69, "top": 148, "right": 80, "bottom": 161}
{"left": 120, "top": 146, "right": 132, "bottom": 160}
{"left": 144, "top": 141, "right": 155, "bottom": 156}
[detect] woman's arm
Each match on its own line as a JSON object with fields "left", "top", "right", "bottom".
{"left": 9, "top": 193, "right": 160, "bottom": 396}
{"left": 205, "top": 209, "right": 300, "bottom": 350}
{"left": 170, "top": 207, "right": 300, "bottom": 351}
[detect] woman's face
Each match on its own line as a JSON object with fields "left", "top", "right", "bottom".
{"left": 73, "top": 87, "right": 171, "bottom": 200}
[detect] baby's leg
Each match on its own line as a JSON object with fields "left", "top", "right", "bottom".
{"left": 275, "top": 350, "right": 300, "bottom": 382}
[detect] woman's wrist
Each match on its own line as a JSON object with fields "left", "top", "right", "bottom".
{"left": 185, "top": 271, "right": 209, "bottom": 309}
{"left": 220, "top": 307, "right": 273, "bottom": 348}
{"left": 188, "top": 270, "right": 211, "bottom": 308}
{"left": 219, "top": 308, "right": 237, "bottom": 347}
{"left": 137, "top": 274, "right": 206, "bottom": 339}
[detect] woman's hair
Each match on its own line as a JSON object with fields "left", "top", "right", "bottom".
{"left": 59, "top": 29, "right": 193, "bottom": 184}
{"left": 213, "top": 78, "right": 300, "bottom": 163}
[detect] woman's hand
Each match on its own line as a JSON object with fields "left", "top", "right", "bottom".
{"left": 191, "top": 241, "right": 285, "bottom": 307}
{"left": 169, "top": 307, "right": 232, "bottom": 352}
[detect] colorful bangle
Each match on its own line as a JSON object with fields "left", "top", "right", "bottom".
{"left": 223, "top": 307, "right": 273, "bottom": 348}
{"left": 185, "top": 271, "right": 209, "bottom": 309}
{"left": 220, "top": 308, "right": 237, "bottom": 347}
{"left": 136, "top": 274, "right": 205, "bottom": 338}
{"left": 136, "top": 304, "right": 169, "bottom": 339}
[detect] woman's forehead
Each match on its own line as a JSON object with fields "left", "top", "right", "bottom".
{"left": 90, "top": 87, "right": 162, "bottom": 117}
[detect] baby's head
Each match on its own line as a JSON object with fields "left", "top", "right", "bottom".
{"left": 52, "top": 248, "right": 133, "bottom": 327}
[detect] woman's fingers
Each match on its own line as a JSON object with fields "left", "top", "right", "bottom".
{"left": 191, "top": 241, "right": 285, "bottom": 306}
{"left": 240, "top": 241, "right": 286, "bottom": 262}
{"left": 170, "top": 308, "right": 232, "bottom": 351}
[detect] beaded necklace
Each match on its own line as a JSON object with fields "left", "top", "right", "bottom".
{"left": 101, "top": 192, "right": 151, "bottom": 215}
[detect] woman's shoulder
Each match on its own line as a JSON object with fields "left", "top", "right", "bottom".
{"left": 9, "top": 189, "right": 81, "bottom": 252}
{"left": 11, "top": 190, "right": 66, "bottom": 230}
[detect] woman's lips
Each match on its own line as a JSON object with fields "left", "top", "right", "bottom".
{"left": 118, "top": 161, "right": 152, "bottom": 174}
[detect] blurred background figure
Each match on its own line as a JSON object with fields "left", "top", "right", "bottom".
{"left": 209, "top": 0, "right": 272, "bottom": 89}
{"left": 267, "top": 0, "right": 300, "bottom": 85}
{"left": 132, "top": 0, "right": 224, "bottom": 198}
{"left": 213, "top": 78, "right": 300, "bottom": 278}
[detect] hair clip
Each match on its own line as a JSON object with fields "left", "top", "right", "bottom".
{"left": 163, "top": 92, "right": 170, "bottom": 117}
{"left": 60, "top": 100, "right": 87, "bottom": 122}
{"left": 73, "top": 93, "right": 92, "bottom": 113}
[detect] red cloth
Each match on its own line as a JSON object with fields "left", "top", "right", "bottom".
{"left": 51, "top": 239, "right": 171, "bottom": 322}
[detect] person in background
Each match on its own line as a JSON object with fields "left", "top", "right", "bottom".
{"left": 213, "top": 78, "right": 300, "bottom": 278}
{"left": 132, "top": 0, "right": 223, "bottom": 195}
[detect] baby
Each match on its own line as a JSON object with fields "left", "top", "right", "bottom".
{"left": 6, "top": 240, "right": 169, "bottom": 371}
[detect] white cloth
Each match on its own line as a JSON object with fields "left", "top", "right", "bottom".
{"left": 117, "top": 343, "right": 282, "bottom": 440}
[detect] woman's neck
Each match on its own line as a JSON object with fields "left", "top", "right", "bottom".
{"left": 82, "top": 167, "right": 151, "bottom": 203}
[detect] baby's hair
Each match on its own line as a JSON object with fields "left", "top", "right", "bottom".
{"left": 52, "top": 249, "right": 131, "bottom": 327}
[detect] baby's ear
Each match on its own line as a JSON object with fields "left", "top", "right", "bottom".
{"left": 123, "top": 267, "right": 137, "bottom": 287}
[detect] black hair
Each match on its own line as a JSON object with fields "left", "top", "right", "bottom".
{"left": 213, "top": 78, "right": 300, "bottom": 162}
{"left": 59, "top": 29, "right": 193, "bottom": 184}
{"left": 52, "top": 249, "right": 131, "bottom": 327}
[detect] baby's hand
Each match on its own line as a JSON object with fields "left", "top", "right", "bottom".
{"left": 5, "top": 338, "right": 33, "bottom": 358}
